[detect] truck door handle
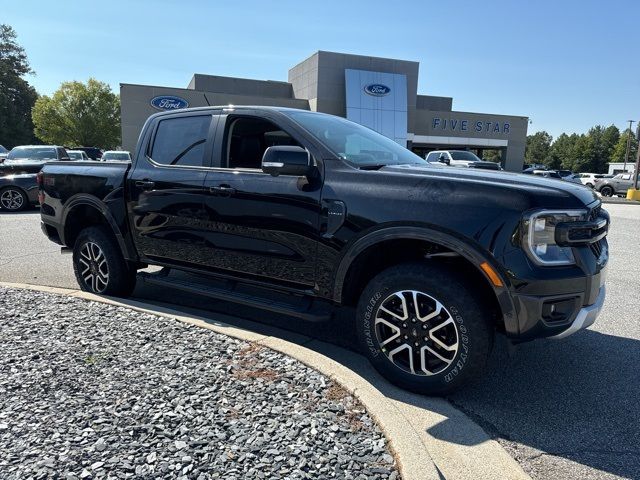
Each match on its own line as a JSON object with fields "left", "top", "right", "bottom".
{"left": 135, "top": 180, "right": 155, "bottom": 190}
{"left": 209, "top": 185, "right": 236, "bottom": 195}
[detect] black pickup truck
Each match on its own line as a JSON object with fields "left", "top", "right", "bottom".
{"left": 39, "top": 106, "right": 609, "bottom": 394}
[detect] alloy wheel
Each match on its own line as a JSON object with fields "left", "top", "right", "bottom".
{"left": 78, "top": 242, "right": 109, "bottom": 293}
{"left": 374, "top": 290, "right": 459, "bottom": 376}
{"left": 0, "top": 189, "right": 24, "bottom": 210}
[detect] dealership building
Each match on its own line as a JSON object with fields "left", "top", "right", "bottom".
{"left": 121, "top": 51, "right": 528, "bottom": 171}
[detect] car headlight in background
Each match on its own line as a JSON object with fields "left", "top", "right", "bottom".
{"left": 522, "top": 209, "right": 587, "bottom": 266}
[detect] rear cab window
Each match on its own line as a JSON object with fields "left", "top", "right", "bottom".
{"left": 150, "top": 115, "right": 213, "bottom": 167}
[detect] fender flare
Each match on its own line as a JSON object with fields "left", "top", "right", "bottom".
{"left": 332, "top": 226, "right": 519, "bottom": 336}
{"left": 61, "top": 193, "right": 135, "bottom": 260}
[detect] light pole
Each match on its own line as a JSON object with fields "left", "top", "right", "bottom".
{"left": 623, "top": 120, "right": 635, "bottom": 173}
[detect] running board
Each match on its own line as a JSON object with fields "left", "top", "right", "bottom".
{"left": 138, "top": 271, "right": 333, "bottom": 322}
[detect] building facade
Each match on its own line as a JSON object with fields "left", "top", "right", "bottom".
{"left": 121, "top": 51, "right": 528, "bottom": 171}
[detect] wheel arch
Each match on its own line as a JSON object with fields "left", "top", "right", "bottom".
{"left": 333, "top": 226, "right": 518, "bottom": 335}
{"left": 62, "top": 194, "right": 133, "bottom": 259}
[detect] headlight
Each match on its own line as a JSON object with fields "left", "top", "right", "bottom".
{"left": 522, "top": 209, "right": 587, "bottom": 266}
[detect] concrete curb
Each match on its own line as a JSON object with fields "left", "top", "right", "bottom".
{"left": 1, "top": 282, "right": 530, "bottom": 480}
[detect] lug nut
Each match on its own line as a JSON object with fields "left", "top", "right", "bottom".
{"left": 422, "top": 324, "right": 427, "bottom": 330}
{"left": 414, "top": 342, "right": 419, "bottom": 347}
{"left": 424, "top": 337, "right": 429, "bottom": 342}
{"left": 404, "top": 335, "right": 409, "bottom": 340}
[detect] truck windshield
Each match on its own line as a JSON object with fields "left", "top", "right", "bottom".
{"left": 286, "top": 111, "right": 426, "bottom": 168}
{"left": 450, "top": 151, "right": 481, "bottom": 161}
{"left": 7, "top": 147, "right": 57, "bottom": 160}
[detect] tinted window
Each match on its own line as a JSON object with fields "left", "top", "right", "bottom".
{"left": 68, "top": 152, "right": 82, "bottom": 160}
{"left": 151, "top": 115, "right": 211, "bottom": 167}
{"left": 7, "top": 147, "right": 57, "bottom": 160}
{"left": 426, "top": 152, "right": 440, "bottom": 162}
{"left": 449, "top": 151, "right": 480, "bottom": 161}
{"left": 103, "top": 152, "right": 131, "bottom": 161}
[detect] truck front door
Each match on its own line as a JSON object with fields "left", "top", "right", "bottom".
{"left": 200, "top": 111, "right": 323, "bottom": 290}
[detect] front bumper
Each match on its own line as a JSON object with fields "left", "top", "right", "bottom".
{"left": 549, "top": 285, "right": 605, "bottom": 339}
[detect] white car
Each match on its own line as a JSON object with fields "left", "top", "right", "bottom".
{"left": 0, "top": 144, "right": 8, "bottom": 161}
{"left": 102, "top": 150, "right": 131, "bottom": 162}
{"left": 425, "top": 150, "right": 500, "bottom": 169}
{"left": 66, "top": 150, "right": 90, "bottom": 161}
{"left": 577, "top": 173, "right": 606, "bottom": 189}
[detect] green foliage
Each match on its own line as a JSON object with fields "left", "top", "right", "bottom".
{"left": 481, "top": 149, "right": 501, "bottom": 162}
{"left": 610, "top": 129, "right": 638, "bottom": 165}
{"left": 32, "top": 78, "right": 120, "bottom": 149}
{"left": 525, "top": 131, "right": 552, "bottom": 165}
{"left": 528, "top": 125, "right": 621, "bottom": 173}
{"left": 0, "top": 24, "right": 38, "bottom": 148}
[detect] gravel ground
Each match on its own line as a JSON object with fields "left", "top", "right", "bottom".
{"left": 0, "top": 287, "right": 400, "bottom": 480}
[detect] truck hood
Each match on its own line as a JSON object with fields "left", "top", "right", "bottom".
{"left": 381, "top": 163, "right": 599, "bottom": 206}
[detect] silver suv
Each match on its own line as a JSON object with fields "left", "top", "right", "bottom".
{"left": 595, "top": 173, "right": 635, "bottom": 196}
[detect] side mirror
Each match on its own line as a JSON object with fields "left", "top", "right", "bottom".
{"left": 262, "top": 145, "right": 312, "bottom": 177}
{"left": 438, "top": 154, "right": 450, "bottom": 165}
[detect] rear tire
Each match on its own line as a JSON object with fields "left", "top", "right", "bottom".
{"left": 600, "top": 186, "right": 613, "bottom": 197}
{"left": 72, "top": 226, "right": 137, "bottom": 297}
{"left": 0, "top": 187, "right": 28, "bottom": 212}
{"left": 356, "top": 262, "right": 493, "bottom": 395}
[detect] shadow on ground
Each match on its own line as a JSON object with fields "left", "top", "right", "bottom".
{"left": 131, "top": 276, "right": 638, "bottom": 480}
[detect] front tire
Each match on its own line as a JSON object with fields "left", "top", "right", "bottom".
{"left": 0, "top": 187, "right": 28, "bottom": 212}
{"left": 72, "top": 226, "right": 137, "bottom": 297}
{"left": 600, "top": 186, "right": 613, "bottom": 197}
{"left": 356, "top": 263, "right": 493, "bottom": 395}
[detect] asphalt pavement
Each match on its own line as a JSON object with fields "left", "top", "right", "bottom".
{"left": 1, "top": 205, "right": 638, "bottom": 480}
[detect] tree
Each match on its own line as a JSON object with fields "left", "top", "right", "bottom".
{"left": 610, "top": 128, "right": 638, "bottom": 166}
{"left": 525, "top": 131, "right": 552, "bottom": 165}
{"left": 549, "top": 133, "right": 579, "bottom": 170}
{"left": 0, "top": 24, "right": 38, "bottom": 148}
{"left": 32, "top": 78, "right": 120, "bottom": 148}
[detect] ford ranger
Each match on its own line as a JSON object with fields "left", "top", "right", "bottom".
{"left": 38, "top": 106, "right": 609, "bottom": 394}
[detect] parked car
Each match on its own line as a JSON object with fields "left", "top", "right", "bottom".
{"left": 577, "top": 173, "right": 606, "bottom": 189}
{"left": 523, "top": 169, "right": 562, "bottom": 179}
{"left": 555, "top": 170, "right": 582, "bottom": 184}
{"left": 0, "top": 145, "right": 8, "bottom": 162}
{"left": 595, "top": 172, "right": 635, "bottom": 197}
{"left": 102, "top": 150, "right": 131, "bottom": 162}
{"left": 425, "top": 150, "right": 501, "bottom": 170}
{"left": 0, "top": 174, "right": 39, "bottom": 211}
{"left": 39, "top": 106, "right": 609, "bottom": 395}
{"left": 0, "top": 145, "right": 70, "bottom": 175}
{"left": 67, "top": 150, "right": 91, "bottom": 161}
{"left": 73, "top": 147, "right": 103, "bottom": 160}
{"left": 522, "top": 163, "right": 546, "bottom": 171}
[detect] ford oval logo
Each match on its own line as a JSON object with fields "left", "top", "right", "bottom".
{"left": 364, "top": 84, "right": 391, "bottom": 96}
{"left": 150, "top": 95, "right": 189, "bottom": 110}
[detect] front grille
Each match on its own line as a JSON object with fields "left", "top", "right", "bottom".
{"left": 587, "top": 203, "right": 606, "bottom": 259}
{"left": 590, "top": 240, "right": 603, "bottom": 258}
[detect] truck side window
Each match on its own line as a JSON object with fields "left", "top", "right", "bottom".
{"left": 225, "top": 117, "right": 300, "bottom": 170}
{"left": 151, "top": 115, "right": 211, "bottom": 167}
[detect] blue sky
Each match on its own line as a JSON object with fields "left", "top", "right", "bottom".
{"left": 2, "top": 0, "right": 638, "bottom": 138}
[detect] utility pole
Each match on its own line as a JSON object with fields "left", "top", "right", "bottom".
{"left": 633, "top": 129, "right": 640, "bottom": 191}
{"left": 624, "top": 120, "right": 635, "bottom": 173}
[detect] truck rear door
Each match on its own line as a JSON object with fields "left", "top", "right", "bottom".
{"left": 126, "top": 111, "right": 219, "bottom": 267}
